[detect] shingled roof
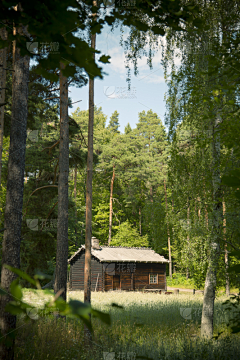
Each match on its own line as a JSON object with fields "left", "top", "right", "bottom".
{"left": 68, "top": 245, "right": 169, "bottom": 263}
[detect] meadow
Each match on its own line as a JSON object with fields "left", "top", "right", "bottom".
{"left": 13, "top": 289, "right": 240, "bottom": 360}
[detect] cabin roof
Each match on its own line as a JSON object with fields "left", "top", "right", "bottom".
{"left": 68, "top": 245, "right": 169, "bottom": 264}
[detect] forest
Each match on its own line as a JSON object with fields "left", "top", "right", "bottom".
{"left": 0, "top": 0, "right": 240, "bottom": 359}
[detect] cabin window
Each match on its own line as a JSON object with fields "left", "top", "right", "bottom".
{"left": 149, "top": 274, "right": 158, "bottom": 284}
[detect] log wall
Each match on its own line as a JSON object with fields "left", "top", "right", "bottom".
{"left": 103, "top": 262, "right": 166, "bottom": 291}
{"left": 70, "top": 254, "right": 166, "bottom": 291}
{"left": 70, "top": 251, "right": 103, "bottom": 291}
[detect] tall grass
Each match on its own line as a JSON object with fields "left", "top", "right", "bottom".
{"left": 13, "top": 290, "right": 240, "bottom": 360}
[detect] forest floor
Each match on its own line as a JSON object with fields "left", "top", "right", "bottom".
{"left": 13, "top": 289, "right": 240, "bottom": 360}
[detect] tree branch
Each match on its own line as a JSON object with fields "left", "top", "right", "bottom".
{"left": 23, "top": 185, "right": 58, "bottom": 217}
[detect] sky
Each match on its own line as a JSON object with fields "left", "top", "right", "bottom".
{"left": 69, "top": 24, "right": 170, "bottom": 133}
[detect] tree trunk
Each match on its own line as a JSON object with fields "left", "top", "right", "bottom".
{"left": 0, "top": 27, "right": 7, "bottom": 188}
{"left": 84, "top": 26, "right": 96, "bottom": 346}
{"left": 164, "top": 179, "right": 172, "bottom": 278}
{"left": 54, "top": 62, "right": 69, "bottom": 302}
{"left": 139, "top": 207, "right": 142, "bottom": 235}
{"left": 0, "top": 23, "right": 30, "bottom": 360}
{"left": 201, "top": 115, "right": 222, "bottom": 339}
{"left": 223, "top": 198, "right": 230, "bottom": 296}
{"left": 108, "top": 165, "right": 115, "bottom": 245}
{"left": 74, "top": 165, "right": 78, "bottom": 243}
{"left": 186, "top": 198, "right": 190, "bottom": 279}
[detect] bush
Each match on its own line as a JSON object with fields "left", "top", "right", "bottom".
{"left": 167, "top": 273, "right": 195, "bottom": 288}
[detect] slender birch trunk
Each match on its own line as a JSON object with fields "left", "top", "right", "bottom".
{"left": 108, "top": 165, "right": 115, "bottom": 245}
{"left": 74, "top": 165, "right": 78, "bottom": 242}
{"left": 164, "top": 179, "right": 172, "bottom": 278}
{"left": 186, "top": 198, "right": 190, "bottom": 279}
{"left": 84, "top": 11, "right": 96, "bottom": 344}
{"left": 0, "top": 27, "right": 7, "bottom": 187}
{"left": 139, "top": 207, "right": 142, "bottom": 235}
{"left": 0, "top": 22, "right": 30, "bottom": 360}
{"left": 201, "top": 114, "right": 222, "bottom": 338}
{"left": 54, "top": 62, "right": 69, "bottom": 302}
{"left": 222, "top": 198, "right": 230, "bottom": 296}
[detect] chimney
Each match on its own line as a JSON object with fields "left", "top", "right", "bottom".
{"left": 92, "top": 237, "right": 101, "bottom": 250}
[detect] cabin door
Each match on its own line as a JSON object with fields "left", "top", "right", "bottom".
{"left": 113, "top": 275, "right": 120, "bottom": 290}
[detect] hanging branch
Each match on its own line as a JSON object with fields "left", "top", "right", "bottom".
{"left": 41, "top": 139, "right": 60, "bottom": 155}
{"left": 23, "top": 185, "right": 58, "bottom": 217}
{"left": 40, "top": 201, "right": 58, "bottom": 231}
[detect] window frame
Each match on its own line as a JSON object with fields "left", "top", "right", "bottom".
{"left": 149, "top": 273, "right": 158, "bottom": 284}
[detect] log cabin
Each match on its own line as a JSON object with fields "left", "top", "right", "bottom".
{"left": 68, "top": 237, "right": 169, "bottom": 291}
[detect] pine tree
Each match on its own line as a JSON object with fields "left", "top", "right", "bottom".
{"left": 107, "top": 110, "right": 120, "bottom": 134}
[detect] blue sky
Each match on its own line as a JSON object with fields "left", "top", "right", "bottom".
{"left": 69, "top": 25, "right": 170, "bottom": 133}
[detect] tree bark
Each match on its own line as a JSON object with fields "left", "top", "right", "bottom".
{"left": 223, "top": 198, "right": 230, "bottom": 296}
{"left": 139, "top": 207, "right": 142, "bottom": 235}
{"left": 54, "top": 62, "right": 69, "bottom": 302}
{"left": 74, "top": 165, "right": 78, "bottom": 243}
{"left": 0, "top": 23, "right": 30, "bottom": 360}
{"left": 108, "top": 165, "right": 115, "bottom": 245}
{"left": 84, "top": 23, "right": 96, "bottom": 345}
{"left": 186, "top": 198, "right": 190, "bottom": 279}
{"left": 0, "top": 27, "right": 7, "bottom": 188}
{"left": 164, "top": 179, "right": 172, "bottom": 278}
{"left": 201, "top": 114, "right": 222, "bottom": 339}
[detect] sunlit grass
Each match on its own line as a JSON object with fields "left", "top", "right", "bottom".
{"left": 14, "top": 289, "right": 240, "bottom": 360}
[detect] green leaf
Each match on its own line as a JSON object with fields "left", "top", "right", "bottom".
{"left": 228, "top": 264, "right": 240, "bottom": 273}
{"left": 151, "top": 27, "right": 165, "bottom": 36}
{"left": 0, "top": 287, "right": 7, "bottom": 296}
{"left": 5, "top": 303, "right": 23, "bottom": 315}
{"left": 229, "top": 250, "right": 240, "bottom": 258}
{"left": 68, "top": 300, "right": 91, "bottom": 317}
{"left": 4, "top": 265, "right": 37, "bottom": 287}
{"left": 110, "top": 303, "right": 124, "bottom": 309}
{"left": 10, "top": 279, "right": 23, "bottom": 301}
{"left": 99, "top": 55, "right": 111, "bottom": 64}
{"left": 34, "top": 271, "right": 52, "bottom": 280}
{"left": 91, "top": 309, "right": 111, "bottom": 325}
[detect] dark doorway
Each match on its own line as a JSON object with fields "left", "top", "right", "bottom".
{"left": 113, "top": 275, "right": 120, "bottom": 290}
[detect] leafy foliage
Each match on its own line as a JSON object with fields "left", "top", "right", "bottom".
{"left": 111, "top": 221, "right": 149, "bottom": 247}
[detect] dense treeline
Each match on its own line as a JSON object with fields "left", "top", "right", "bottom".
{"left": 0, "top": 97, "right": 171, "bottom": 280}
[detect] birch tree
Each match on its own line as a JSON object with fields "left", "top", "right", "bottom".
{"left": 54, "top": 62, "right": 69, "bottom": 302}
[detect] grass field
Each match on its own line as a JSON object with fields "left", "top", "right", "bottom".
{"left": 13, "top": 289, "right": 240, "bottom": 360}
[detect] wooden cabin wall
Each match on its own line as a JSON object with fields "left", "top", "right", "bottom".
{"left": 70, "top": 251, "right": 103, "bottom": 291}
{"left": 104, "top": 262, "right": 166, "bottom": 291}
{"left": 134, "top": 263, "right": 166, "bottom": 290}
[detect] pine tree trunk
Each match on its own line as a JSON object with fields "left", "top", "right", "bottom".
{"left": 0, "top": 27, "right": 7, "bottom": 188}
{"left": 223, "top": 198, "right": 230, "bottom": 296}
{"left": 84, "top": 27, "right": 96, "bottom": 345}
{"left": 108, "top": 165, "right": 115, "bottom": 245}
{"left": 201, "top": 115, "right": 222, "bottom": 339}
{"left": 54, "top": 62, "right": 69, "bottom": 302}
{"left": 0, "top": 24, "right": 29, "bottom": 360}
{"left": 164, "top": 179, "right": 172, "bottom": 278}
